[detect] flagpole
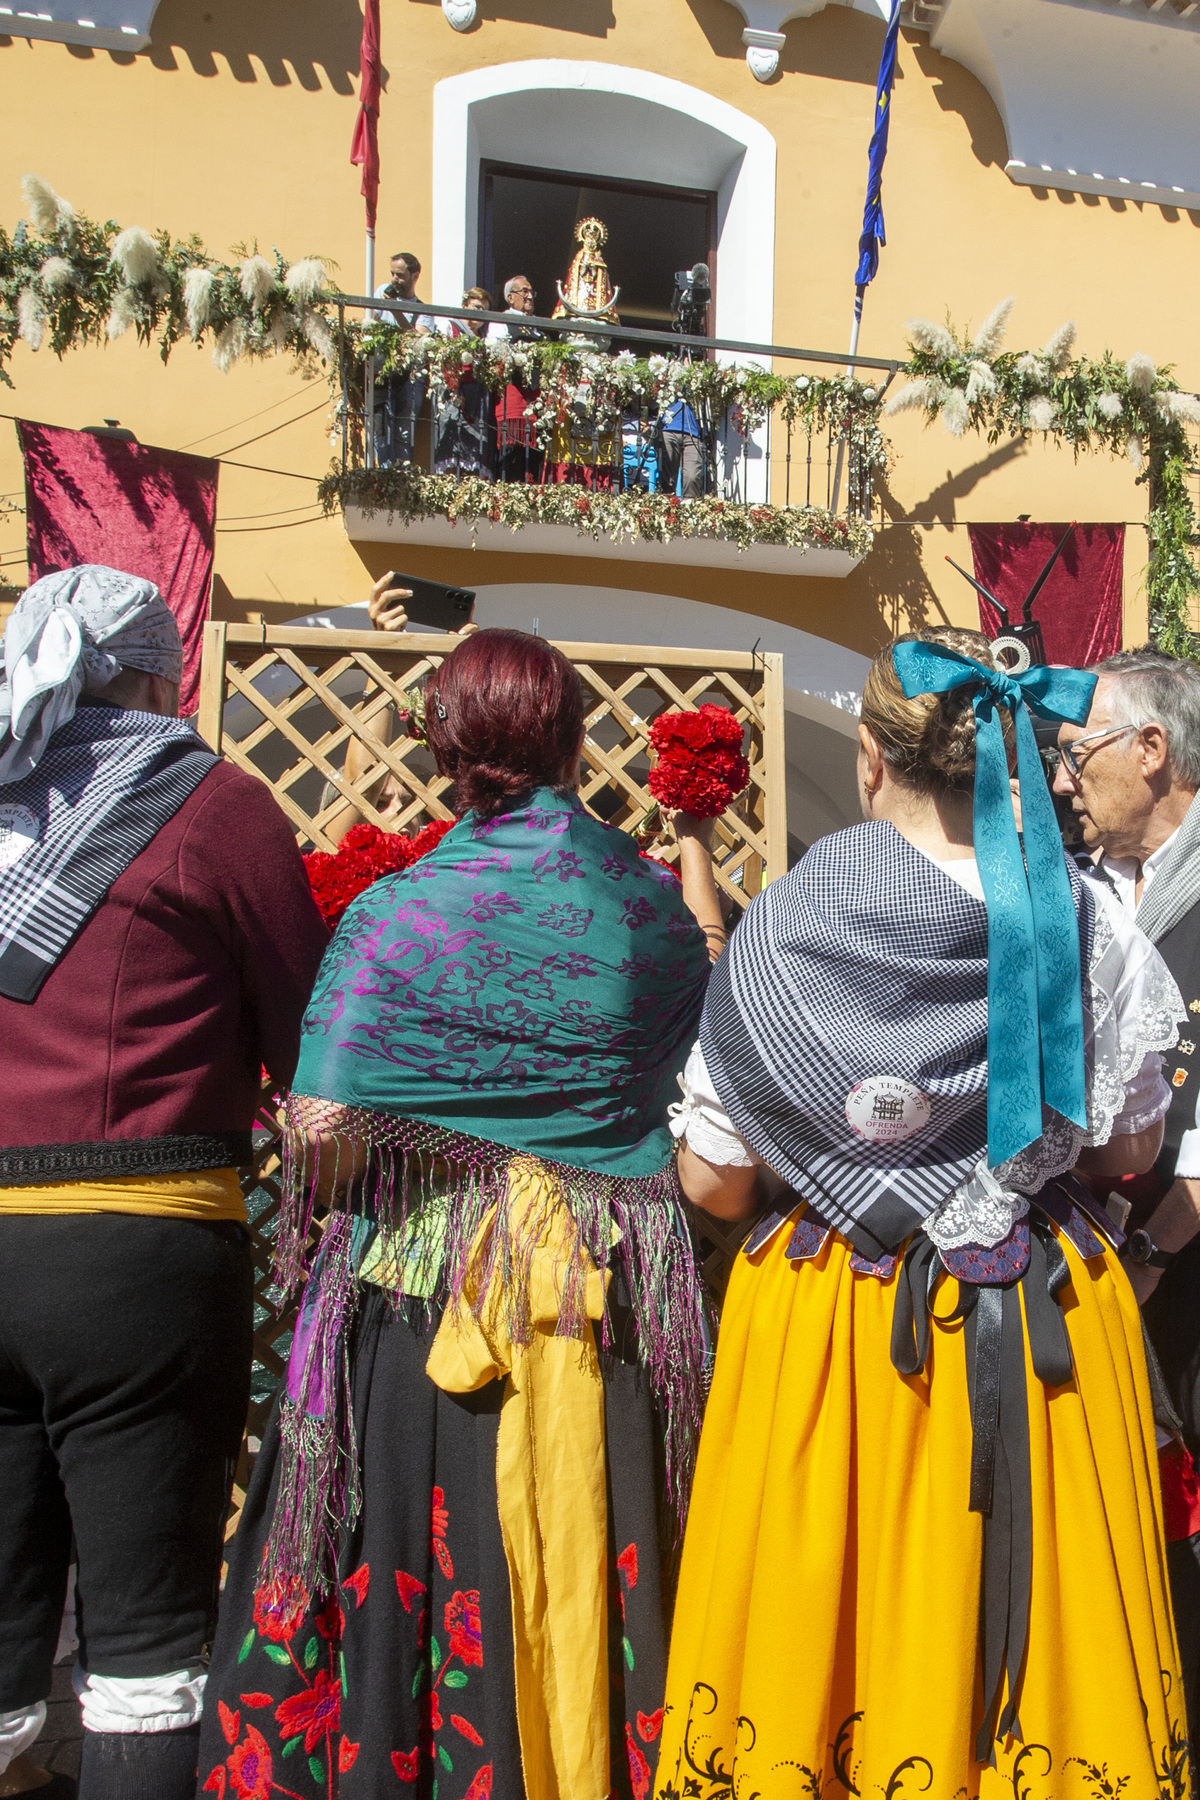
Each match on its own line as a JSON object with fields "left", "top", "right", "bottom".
{"left": 831, "top": 285, "right": 865, "bottom": 511}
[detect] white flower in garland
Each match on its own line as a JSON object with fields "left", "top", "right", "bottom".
{"left": 906, "top": 318, "right": 956, "bottom": 365}
{"left": 23, "top": 173, "right": 75, "bottom": 240}
{"left": 17, "top": 288, "right": 45, "bottom": 351}
{"left": 111, "top": 226, "right": 161, "bottom": 289}
{"left": 969, "top": 297, "right": 1014, "bottom": 358}
{"left": 239, "top": 254, "right": 275, "bottom": 311}
{"left": 1096, "top": 392, "right": 1124, "bottom": 421}
{"left": 38, "top": 255, "right": 74, "bottom": 296}
{"left": 285, "top": 258, "right": 327, "bottom": 307}
{"left": 1041, "top": 320, "right": 1076, "bottom": 372}
{"left": 1125, "top": 353, "right": 1157, "bottom": 397}
{"left": 183, "top": 267, "right": 215, "bottom": 338}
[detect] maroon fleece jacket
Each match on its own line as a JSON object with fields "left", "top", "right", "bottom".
{"left": 0, "top": 761, "right": 329, "bottom": 1148}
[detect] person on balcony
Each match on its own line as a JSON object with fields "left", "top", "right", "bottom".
{"left": 432, "top": 287, "right": 494, "bottom": 480}
{"left": 198, "top": 629, "right": 718, "bottom": 1800}
{"left": 656, "top": 393, "right": 709, "bottom": 499}
{"left": 369, "top": 251, "right": 435, "bottom": 468}
{"left": 0, "top": 567, "right": 328, "bottom": 1800}
{"left": 656, "top": 627, "right": 1188, "bottom": 1798}
{"left": 486, "top": 275, "right": 544, "bottom": 484}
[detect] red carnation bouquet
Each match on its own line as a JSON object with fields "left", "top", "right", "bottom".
{"left": 647, "top": 704, "right": 749, "bottom": 819}
{"left": 304, "top": 819, "right": 454, "bottom": 930}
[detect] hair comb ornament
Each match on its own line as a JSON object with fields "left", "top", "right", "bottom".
{"left": 944, "top": 522, "right": 1076, "bottom": 673}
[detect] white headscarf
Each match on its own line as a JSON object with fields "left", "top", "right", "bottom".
{"left": 0, "top": 564, "right": 183, "bottom": 785}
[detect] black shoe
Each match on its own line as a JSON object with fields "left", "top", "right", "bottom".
{"left": 77, "top": 1725, "right": 199, "bottom": 1800}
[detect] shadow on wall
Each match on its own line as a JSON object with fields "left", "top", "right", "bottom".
{"left": 854, "top": 522, "right": 950, "bottom": 643}
{"left": 908, "top": 33, "right": 1007, "bottom": 170}
{"left": 683, "top": 0, "right": 885, "bottom": 83}
{"left": 891, "top": 438, "right": 1028, "bottom": 530}
{"left": 2, "top": 0, "right": 369, "bottom": 92}
{"left": 410, "top": 0, "right": 615, "bottom": 35}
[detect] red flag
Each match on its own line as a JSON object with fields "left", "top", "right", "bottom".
{"left": 350, "top": 0, "right": 381, "bottom": 233}
{"left": 17, "top": 421, "right": 218, "bottom": 716}
{"left": 968, "top": 522, "right": 1124, "bottom": 667}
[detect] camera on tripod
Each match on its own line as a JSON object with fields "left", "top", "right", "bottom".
{"left": 671, "top": 263, "right": 712, "bottom": 339}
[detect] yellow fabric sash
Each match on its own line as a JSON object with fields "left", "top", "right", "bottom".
{"left": 0, "top": 1166, "right": 246, "bottom": 1219}
{"left": 426, "top": 1157, "right": 610, "bottom": 1800}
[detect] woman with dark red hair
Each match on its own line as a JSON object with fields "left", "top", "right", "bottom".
{"left": 200, "top": 630, "right": 715, "bottom": 1800}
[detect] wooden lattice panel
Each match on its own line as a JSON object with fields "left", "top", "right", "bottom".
{"left": 199, "top": 621, "right": 786, "bottom": 1520}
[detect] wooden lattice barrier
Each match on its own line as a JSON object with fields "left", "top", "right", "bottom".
{"left": 198, "top": 622, "right": 786, "bottom": 1526}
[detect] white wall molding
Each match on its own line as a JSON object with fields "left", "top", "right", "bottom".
{"left": 720, "top": 0, "right": 891, "bottom": 75}
{"left": 430, "top": 60, "right": 777, "bottom": 358}
{"left": 0, "top": 0, "right": 159, "bottom": 49}
{"left": 440, "top": 0, "right": 476, "bottom": 29}
{"left": 930, "top": 0, "right": 1200, "bottom": 210}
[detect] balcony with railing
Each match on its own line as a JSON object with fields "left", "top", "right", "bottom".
{"left": 320, "top": 298, "right": 899, "bottom": 579}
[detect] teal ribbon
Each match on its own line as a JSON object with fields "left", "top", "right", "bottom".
{"left": 890, "top": 641, "right": 1097, "bottom": 1167}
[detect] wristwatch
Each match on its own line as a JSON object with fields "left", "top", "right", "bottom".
{"left": 1124, "top": 1228, "right": 1176, "bottom": 1270}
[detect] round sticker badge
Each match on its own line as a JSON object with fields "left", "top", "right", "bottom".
{"left": 0, "top": 803, "right": 39, "bottom": 870}
{"left": 845, "top": 1075, "right": 931, "bottom": 1144}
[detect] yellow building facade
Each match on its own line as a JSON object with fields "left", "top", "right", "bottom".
{"left": 1, "top": 0, "right": 1196, "bottom": 837}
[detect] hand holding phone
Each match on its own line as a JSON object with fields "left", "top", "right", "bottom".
{"left": 368, "top": 572, "right": 412, "bottom": 635}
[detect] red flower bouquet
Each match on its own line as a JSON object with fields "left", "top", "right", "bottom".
{"left": 646, "top": 704, "right": 749, "bottom": 819}
{"left": 304, "top": 819, "right": 454, "bottom": 931}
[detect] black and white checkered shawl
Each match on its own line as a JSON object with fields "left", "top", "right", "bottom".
{"left": 701, "top": 820, "right": 1088, "bottom": 1257}
{"left": 0, "top": 704, "right": 218, "bottom": 1002}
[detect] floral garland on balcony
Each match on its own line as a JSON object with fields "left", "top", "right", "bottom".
{"left": 318, "top": 463, "right": 875, "bottom": 561}
{"left": 0, "top": 175, "right": 334, "bottom": 386}
{"left": 361, "top": 321, "right": 889, "bottom": 466}
{"left": 887, "top": 298, "right": 1200, "bottom": 657}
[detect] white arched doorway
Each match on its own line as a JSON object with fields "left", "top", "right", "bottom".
{"left": 430, "top": 60, "right": 777, "bottom": 350}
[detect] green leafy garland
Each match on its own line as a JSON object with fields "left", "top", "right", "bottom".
{"left": 0, "top": 175, "right": 334, "bottom": 386}
{"left": 888, "top": 299, "right": 1200, "bottom": 656}
{"left": 321, "top": 461, "right": 874, "bottom": 559}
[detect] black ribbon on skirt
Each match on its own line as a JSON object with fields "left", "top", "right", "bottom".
{"left": 889, "top": 1212, "right": 1074, "bottom": 1767}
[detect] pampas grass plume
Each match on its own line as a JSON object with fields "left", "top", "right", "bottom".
{"left": 302, "top": 309, "right": 334, "bottom": 362}
{"left": 106, "top": 288, "right": 139, "bottom": 341}
{"left": 969, "top": 297, "right": 1013, "bottom": 358}
{"left": 39, "top": 256, "right": 73, "bottom": 295}
{"left": 111, "top": 226, "right": 160, "bottom": 288}
{"left": 941, "top": 389, "right": 969, "bottom": 436}
{"left": 965, "top": 360, "right": 997, "bottom": 404}
{"left": 285, "top": 259, "right": 327, "bottom": 306}
{"left": 1096, "top": 392, "right": 1123, "bottom": 421}
{"left": 1042, "top": 320, "right": 1076, "bottom": 370}
{"left": 17, "top": 288, "right": 45, "bottom": 351}
{"left": 212, "top": 320, "right": 247, "bottom": 373}
{"left": 1027, "top": 395, "right": 1057, "bottom": 433}
{"left": 906, "top": 318, "right": 957, "bottom": 364}
{"left": 1126, "top": 433, "right": 1145, "bottom": 473}
{"left": 239, "top": 254, "right": 275, "bottom": 310}
{"left": 1157, "top": 390, "right": 1200, "bottom": 426}
{"left": 183, "top": 267, "right": 215, "bottom": 338}
{"left": 1125, "top": 353, "right": 1156, "bottom": 397}
{"left": 884, "top": 377, "right": 934, "bottom": 416}
{"left": 23, "top": 173, "right": 74, "bottom": 238}
{"left": 1015, "top": 352, "right": 1047, "bottom": 380}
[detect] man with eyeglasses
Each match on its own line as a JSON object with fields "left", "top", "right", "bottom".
{"left": 1054, "top": 645, "right": 1200, "bottom": 1739}
{"left": 486, "top": 275, "right": 544, "bottom": 483}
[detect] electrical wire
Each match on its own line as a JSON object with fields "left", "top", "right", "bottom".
{"left": 178, "top": 389, "right": 314, "bottom": 451}
{"left": 215, "top": 511, "right": 328, "bottom": 534}
{"left": 206, "top": 397, "right": 329, "bottom": 459}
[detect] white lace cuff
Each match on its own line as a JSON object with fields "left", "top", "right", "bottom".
{"left": 1108, "top": 1052, "right": 1172, "bottom": 1135}
{"left": 668, "top": 1045, "right": 758, "bottom": 1168}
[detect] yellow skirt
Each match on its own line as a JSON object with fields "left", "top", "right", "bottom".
{"left": 656, "top": 1211, "right": 1189, "bottom": 1799}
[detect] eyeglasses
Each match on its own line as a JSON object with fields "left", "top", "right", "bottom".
{"left": 1058, "top": 723, "right": 1140, "bottom": 777}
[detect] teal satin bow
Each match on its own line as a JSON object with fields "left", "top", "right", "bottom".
{"left": 890, "top": 641, "right": 1098, "bottom": 1168}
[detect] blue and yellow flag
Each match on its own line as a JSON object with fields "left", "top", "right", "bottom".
{"left": 853, "top": 0, "right": 903, "bottom": 316}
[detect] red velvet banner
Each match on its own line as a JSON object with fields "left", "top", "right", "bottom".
{"left": 17, "top": 421, "right": 218, "bottom": 715}
{"left": 967, "top": 521, "right": 1124, "bottom": 668}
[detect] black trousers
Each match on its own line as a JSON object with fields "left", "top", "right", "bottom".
{"left": 0, "top": 1213, "right": 253, "bottom": 1711}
